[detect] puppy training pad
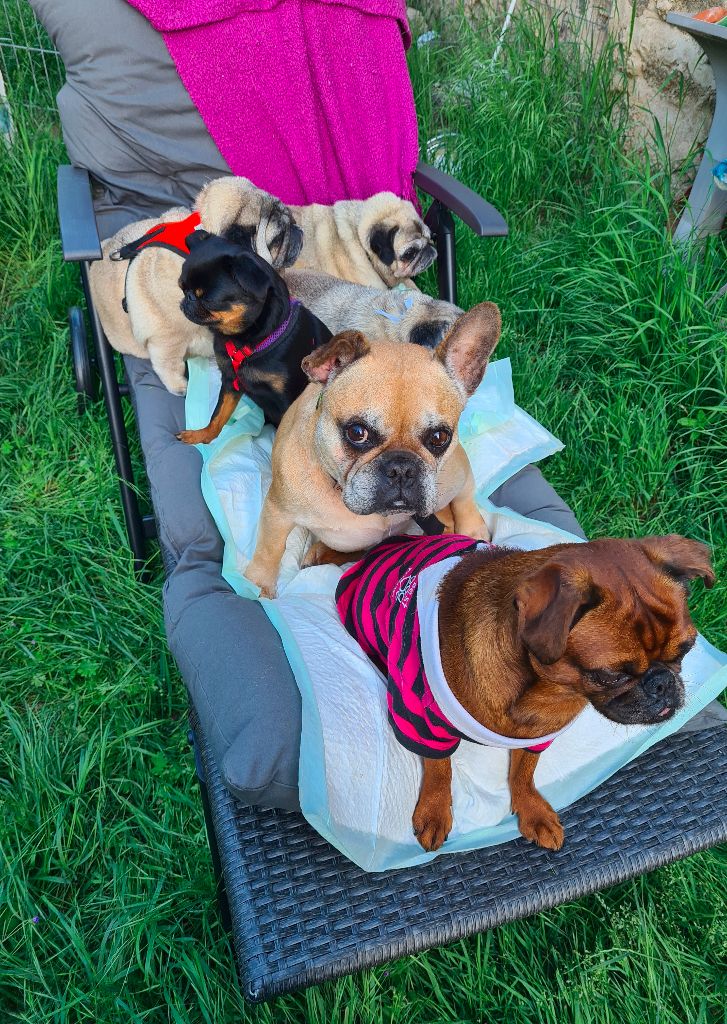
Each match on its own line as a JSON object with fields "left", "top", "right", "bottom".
{"left": 186, "top": 357, "right": 727, "bottom": 871}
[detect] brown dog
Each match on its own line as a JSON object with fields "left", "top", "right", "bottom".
{"left": 427, "top": 535, "right": 713, "bottom": 850}
{"left": 338, "top": 533, "right": 714, "bottom": 852}
{"left": 244, "top": 303, "right": 502, "bottom": 598}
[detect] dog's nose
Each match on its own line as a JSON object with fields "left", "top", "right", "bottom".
{"left": 642, "top": 665, "right": 675, "bottom": 699}
{"left": 383, "top": 454, "right": 418, "bottom": 489}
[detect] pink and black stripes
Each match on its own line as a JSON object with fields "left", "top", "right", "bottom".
{"left": 336, "top": 534, "right": 481, "bottom": 758}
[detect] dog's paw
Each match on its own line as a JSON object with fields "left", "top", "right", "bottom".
{"left": 412, "top": 803, "right": 453, "bottom": 852}
{"left": 302, "top": 542, "right": 359, "bottom": 569}
{"left": 161, "top": 376, "right": 188, "bottom": 396}
{"left": 517, "top": 806, "right": 564, "bottom": 851}
{"left": 244, "top": 564, "right": 277, "bottom": 599}
{"left": 454, "top": 512, "right": 490, "bottom": 543}
{"left": 301, "top": 541, "right": 328, "bottom": 569}
{"left": 176, "top": 429, "right": 206, "bottom": 445}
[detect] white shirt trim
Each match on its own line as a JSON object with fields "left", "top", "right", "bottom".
{"left": 416, "top": 555, "right": 568, "bottom": 750}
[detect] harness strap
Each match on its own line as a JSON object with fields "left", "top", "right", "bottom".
{"left": 111, "top": 211, "right": 203, "bottom": 262}
{"left": 113, "top": 211, "right": 204, "bottom": 314}
{"left": 225, "top": 341, "right": 254, "bottom": 391}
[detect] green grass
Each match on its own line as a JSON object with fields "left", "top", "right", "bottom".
{"left": 1, "top": 5, "right": 726, "bottom": 1023}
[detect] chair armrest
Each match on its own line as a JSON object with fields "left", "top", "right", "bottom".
{"left": 57, "top": 165, "right": 103, "bottom": 262}
{"left": 414, "top": 161, "right": 508, "bottom": 237}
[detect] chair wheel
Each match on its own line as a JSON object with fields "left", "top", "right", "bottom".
{"left": 68, "top": 306, "right": 97, "bottom": 412}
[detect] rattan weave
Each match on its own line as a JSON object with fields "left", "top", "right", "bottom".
{"left": 192, "top": 713, "right": 727, "bottom": 1002}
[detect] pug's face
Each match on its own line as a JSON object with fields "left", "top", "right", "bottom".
{"left": 359, "top": 195, "right": 437, "bottom": 281}
{"left": 195, "top": 176, "right": 303, "bottom": 270}
{"left": 368, "top": 216, "right": 437, "bottom": 280}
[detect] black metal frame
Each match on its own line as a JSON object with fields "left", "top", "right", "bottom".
{"left": 57, "top": 162, "right": 507, "bottom": 574}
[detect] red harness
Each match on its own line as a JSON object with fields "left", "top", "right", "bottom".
{"left": 225, "top": 341, "right": 253, "bottom": 391}
{"left": 111, "top": 211, "right": 203, "bottom": 261}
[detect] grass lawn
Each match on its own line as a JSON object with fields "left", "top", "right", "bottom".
{"left": 1, "top": 6, "right": 725, "bottom": 1023}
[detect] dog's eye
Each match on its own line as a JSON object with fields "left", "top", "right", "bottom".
{"left": 345, "top": 423, "right": 369, "bottom": 446}
{"left": 424, "top": 427, "right": 452, "bottom": 454}
{"left": 676, "top": 636, "right": 696, "bottom": 659}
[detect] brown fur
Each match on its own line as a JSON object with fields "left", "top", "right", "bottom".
{"left": 245, "top": 304, "right": 503, "bottom": 598}
{"left": 412, "top": 535, "right": 714, "bottom": 852}
{"left": 210, "top": 305, "right": 249, "bottom": 335}
{"left": 177, "top": 391, "right": 240, "bottom": 446}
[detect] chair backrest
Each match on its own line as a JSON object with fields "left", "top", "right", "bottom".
{"left": 30, "top": 0, "right": 419, "bottom": 238}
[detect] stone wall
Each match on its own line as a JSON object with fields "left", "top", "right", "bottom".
{"left": 612, "top": 0, "right": 716, "bottom": 170}
{"left": 449, "top": 0, "right": 717, "bottom": 173}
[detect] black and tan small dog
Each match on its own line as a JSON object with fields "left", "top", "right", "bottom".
{"left": 176, "top": 228, "right": 332, "bottom": 444}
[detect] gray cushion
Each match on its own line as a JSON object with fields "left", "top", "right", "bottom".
{"left": 30, "top": 0, "right": 230, "bottom": 238}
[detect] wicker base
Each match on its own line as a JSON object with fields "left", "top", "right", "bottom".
{"left": 193, "top": 716, "right": 727, "bottom": 1002}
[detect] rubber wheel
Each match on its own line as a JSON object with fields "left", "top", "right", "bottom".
{"left": 68, "top": 306, "right": 97, "bottom": 412}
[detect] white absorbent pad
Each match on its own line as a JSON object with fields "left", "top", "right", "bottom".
{"left": 186, "top": 355, "right": 727, "bottom": 872}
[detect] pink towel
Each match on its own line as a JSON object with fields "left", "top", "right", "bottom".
{"left": 127, "top": 0, "right": 419, "bottom": 206}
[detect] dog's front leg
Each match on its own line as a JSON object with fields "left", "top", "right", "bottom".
{"left": 177, "top": 386, "right": 241, "bottom": 445}
{"left": 412, "top": 757, "right": 453, "bottom": 852}
{"left": 244, "top": 496, "right": 294, "bottom": 599}
{"left": 449, "top": 455, "right": 489, "bottom": 541}
{"left": 147, "top": 336, "right": 190, "bottom": 396}
{"left": 509, "top": 749, "right": 564, "bottom": 850}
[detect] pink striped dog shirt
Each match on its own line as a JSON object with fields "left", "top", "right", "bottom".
{"left": 336, "top": 534, "right": 566, "bottom": 759}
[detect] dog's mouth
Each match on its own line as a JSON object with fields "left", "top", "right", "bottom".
{"left": 179, "top": 294, "right": 215, "bottom": 326}
{"left": 395, "top": 241, "right": 437, "bottom": 279}
{"left": 341, "top": 492, "right": 423, "bottom": 517}
{"left": 592, "top": 666, "right": 685, "bottom": 726}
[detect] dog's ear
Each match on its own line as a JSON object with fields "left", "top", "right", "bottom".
{"left": 639, "top": 535, "right": 715, "bottom": 590}
{"left": 227, "top": 253, "right": 274, "bottom": 302}
{"left": 369, "top": 224, "right": 398, "bottom": 266}
{"left": 302, "top": 331, "right": 370, "bottom": 385}
{"left": 435, "top": 302, "right": 501, "bottom": 397}
{"left": 186, "top": 229, "right": 212, "bottom": 251}
{"left": 408, "top": 319, "right": 451, "bottom": 349}
{"left": 515, "top": 563, "right": 600, "bottom": 665}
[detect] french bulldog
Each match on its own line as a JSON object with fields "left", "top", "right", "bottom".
{"left": 337, "top": 532, "right": 714, "bottom": 852}
{"left": 244, "top": 303, "right": 502, "bottom": 598}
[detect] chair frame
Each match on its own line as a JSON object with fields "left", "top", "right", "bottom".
{"left": 55, "top": 166, "right": 727, "bottom": 1004}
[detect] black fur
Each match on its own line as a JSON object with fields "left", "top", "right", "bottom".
{"left": 408, "top": 320, "right": 450, "bottom": 349}
{"left": 179, "top": 233, "right": 331, "bottom": 426}
{"left": 368, "top": 224, "right": 398, "bottom": 267}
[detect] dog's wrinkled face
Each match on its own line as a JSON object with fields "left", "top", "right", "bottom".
{"left": 515, "top": 536, "right": 715, "bottom": 725}
{"left": 195, "top": 176, "right": 303, "bottom": 269}
{"left": 178, "top": 231, "right": 283, "bottom": 335}
{"left": 301, "top": 303, "right": 501, "bottom": 516}
{"left": 366, "top": 200, "right": 437, "bottom": 280}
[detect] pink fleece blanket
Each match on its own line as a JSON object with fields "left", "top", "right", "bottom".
{"left": 127, "top": 0, "right": 419, "bottom": 206}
